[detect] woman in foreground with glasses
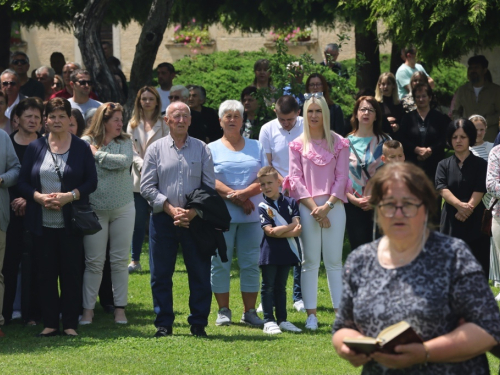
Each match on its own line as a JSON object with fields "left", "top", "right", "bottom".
{"left": 345, "top": 96, "right": 389, "bottom": 251}
{"left": 80, "top": 102, "right": 134, "bottom": 325}
{"left": 436, "top": 118, "right": 490, "bottom": 275}
{"left": 126, "top": 86, "right": 168, "bottom": 273}
{"left": 305, "top": 73, "right": 346, "bottom": 136}
{"left": 333, "top": 162, "right": 500, "bottom": 373}
{"left": 285, "top": 94, "right": 350, "bottom": 330}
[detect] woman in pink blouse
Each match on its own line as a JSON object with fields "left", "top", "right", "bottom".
{"left": 284, "top": 94, "right": 350, "bottom": 330}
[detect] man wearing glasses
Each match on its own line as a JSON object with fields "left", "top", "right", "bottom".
{"left": 0, "top": 69, "right": 25, "bottom": 119}
{"left": 9, "top": 51, "right": 45, "bottom": 100}
{"left": 67, "top": 69, "right": 102, "bottom": 117}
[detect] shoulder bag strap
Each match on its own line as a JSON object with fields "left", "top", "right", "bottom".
{"left": 348, "top": 139, "right": 371, "bottom": 180}
{"left": 45, "top": 136, "right": 66, "bottom": 191}
{"left": 490, "top": 198, "right": 499, "bottom": 211}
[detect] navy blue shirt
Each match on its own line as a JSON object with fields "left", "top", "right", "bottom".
{"left": 258, "top": 193, "right": 301, "bottom": 266}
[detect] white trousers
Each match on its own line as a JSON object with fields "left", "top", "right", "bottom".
{"left": 299, "top": 196, "right": 345, "bottom": 309}
{"left": 82, "top": 201, "right": 135, "bottom": 309}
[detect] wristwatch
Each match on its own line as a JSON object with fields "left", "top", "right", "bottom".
{"left": 71, "top": 190, "right": 78, "bottom": 201}
{"left": 326, "top": 201, "right": 335, "bottom": 210}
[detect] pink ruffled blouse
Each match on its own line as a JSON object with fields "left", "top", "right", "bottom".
{"left": 283, "top": 132, "right": 351, "bottom": 203}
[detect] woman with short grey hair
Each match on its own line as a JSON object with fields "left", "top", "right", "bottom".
{"left": 209, "top": 99, "right": 267, "bottom": 328}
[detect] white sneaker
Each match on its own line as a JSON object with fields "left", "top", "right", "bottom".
{"left": 11, "top": 311, "right": 21, "bottom": 320}
{"left": 215, "top": 307, "right": 232, "bottom": 326}
{"left": 128, "top": 262, "right": 142, "bottom": 273}
{"left": 279, "top": 320, "right": 302, "bottom": 333}
{"left": 256, "top": 303, "right": 263, "bottom": 313}
{"left": 293, "top": 300, "right": 306, "bottom": 313}
{"left": 496, "top": 293, "right": 500, "bottom": 302}
{"left": 305, "top": 314, "right": 318, "bottom": 330}
{"left": 263, "top": 321, "right": 282, "bottom": 335}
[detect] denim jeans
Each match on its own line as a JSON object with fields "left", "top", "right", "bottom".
{"left": 261, "top": 264, "right": 290, "bottom": 323}
{"left": 131, "top": 193, "right": 150, "bottom": 262}
{"left": 149, "top": 212, "right": 212, "bottom": 327}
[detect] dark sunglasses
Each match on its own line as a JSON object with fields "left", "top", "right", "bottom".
{"left": 1, "top": 81, "right": 17, "bottom": 87}
{"left": 77, "top": 80, "right": 92, "bottom": 86}
{"left": 168, "top": 95, "right": 180, "bottom": 101}
{"left": 11, "top": 59, "right": 28, "bottom": 66}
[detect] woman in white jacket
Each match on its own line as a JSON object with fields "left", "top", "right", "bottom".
{"left": 126, "top": 86, "right": 169, "bottom": 272}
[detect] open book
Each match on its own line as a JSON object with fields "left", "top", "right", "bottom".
{"left": 343, "top": 321, "right": 423, "bottom": 355}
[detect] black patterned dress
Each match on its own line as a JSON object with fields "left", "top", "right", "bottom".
{"left": 333, "top": 231, "right": 500, "bottom": 374}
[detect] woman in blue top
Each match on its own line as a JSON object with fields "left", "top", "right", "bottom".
{"left": 209, "top": 100, "right": 267, "bottom": 328}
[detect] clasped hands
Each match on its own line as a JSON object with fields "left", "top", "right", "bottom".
{"left": 168, "top": 206, "right": 197, "bottom": 228}
{"left": 11, "top": 197, "right": 27, "bottom": 216}
{"left": 338, "top": 342, "right": 427, "bottom": 369}
{"left": 227, "top": 189, "right": 255, "bottom": 215}
{"left": 455, "top": 202, "right": 474, "bottom": 222}
{"left": 311, "top": 204, "right": 331, "bottom": 228}
{"left": 35, "top": 192, "right": 73, "bottom": 211}
{"left": 415, "top": 146, "right": 432, "bottom": 161}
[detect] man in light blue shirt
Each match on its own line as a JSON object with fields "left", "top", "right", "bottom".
{"left": 141, "top": 102, "right": 215, "bottom": 338}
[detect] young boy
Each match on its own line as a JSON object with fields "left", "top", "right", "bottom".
{"left": 381, "top": 140, "right": 406, "bottom": 164}
{"left": 257, "top": 166, "right": 302, "bottom": 335}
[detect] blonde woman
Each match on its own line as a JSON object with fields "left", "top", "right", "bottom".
{"left": 375, "top": 72, "right": 404, "bottom": 137}
{"left": 126, "top": 86, "right": 168, "bottom": 272}
{"left": 284, "top": 94, "right": 350, "bottom": 330}
{"left": 80, "top": 103, "right": 134, "bottom": 325}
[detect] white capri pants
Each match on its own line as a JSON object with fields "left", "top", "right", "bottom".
{"left": 299, "top": 195, "right": 345, "bottom": 309}
{"left": 83, "top": 201, "right": 135, "bottom": 309}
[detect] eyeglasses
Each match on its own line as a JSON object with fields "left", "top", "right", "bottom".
{"left": 308, "top": 83, "right": 323, "bottom": 88}
{"left": 1, "top": 81, "right": 17, "bottom": 87}
{"left": 358, "top": 107, "right": 375, "bottom": 114}
{"left": 378, "top": 202, "right": 423, "bottom": 218}
{"left": 11, "top": 59, "right": 28, "bottom": 66}
{"left": 168, "top": 95, "right": 181, "bottom": 101}
{"left": 77, "top": 80, "right": 92, "bottom": 86}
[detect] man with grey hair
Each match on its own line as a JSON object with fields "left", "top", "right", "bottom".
{"left": 1, "top": 69, "right": 25, "bottom": 118}
{"left": 35, "top": 66, "right": 56, "bottom": 101}
{"left": 141, "top": 101, "right": 215, "bottom": 337}
{"left": 9, "top": 51, "right": 45, "bottom": 99}
{"left": 187, "top": 85, "right": 221, "bottom": 142}
{"left": 320, "top": 43, "right": 349, "bottom": 79}
{"left": 169, "top": 85, "right": 207, "bottom": 142}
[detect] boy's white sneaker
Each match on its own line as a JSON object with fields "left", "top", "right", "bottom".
{"left": 293, "top": 300, "right": 306, "bottom": 313}
{"left": 263, "top": 322, "right": 282, "bottom": 335}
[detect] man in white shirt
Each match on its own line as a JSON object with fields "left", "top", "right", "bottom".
{"left": 1, "top": 69, "right": 25, "bottom": 119}
{"left": 396, "top": 46, "right": 435, "bottom": 99}
{"left": 157, "top": 63, "right": 176, "bottom": 114}
{"left": 259, "top": 95, "right": 305, "bottom": 313}
{"left": 67, "top": 69, "right": 101, "bottom": 117}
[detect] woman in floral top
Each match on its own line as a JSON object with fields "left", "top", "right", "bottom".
{"left": 81, "top": 103, "right": 134, "bottom": 326}
{"left": 285, "top": 94, "right": 350, "bottom": 330}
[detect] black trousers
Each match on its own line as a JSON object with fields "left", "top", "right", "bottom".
{"left": 3, "top": 214, "right": 40, "bottom": 324}
{"left": 345, "top": 202, "right": 379, "bottom": 251}
{"left": 36, "top": 227, "right": 83, "bottom": 330}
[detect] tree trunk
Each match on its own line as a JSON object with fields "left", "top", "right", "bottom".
{"left": 73, "top": 0, "right": 123, "bottom": 104}
{"left": 0, "top": 8, "right": 12, "bottom": 72}
{"left": 354, "top": 23, "right": 380, "bottom": 91}
{"left": 390, "top": 42, "right": 402, "bottom": 75}
{"left": 123, "top": 0, "right": 173, "bottom": 122}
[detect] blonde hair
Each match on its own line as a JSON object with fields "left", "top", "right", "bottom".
{"left": 375, "top": 72, "right": 400, "bottom": 104}
{"left": 257, "top": 166, "right": 279, "bottom": 179}
{"left": 129, "top": 86, "right": 162, "bottom": 129}
{"left": 302, "top": 96, "right": 334, "bottom": 154}
{"left": 83, "top": 102, "right": 130, "bottom": 148}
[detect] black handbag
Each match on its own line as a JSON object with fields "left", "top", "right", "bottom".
{"left": 46, "top": 138, "right": 102, "bottom": 236}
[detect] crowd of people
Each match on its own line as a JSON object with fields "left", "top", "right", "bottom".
{"left": 1, "top": 43, "right": 500, "bottom": 372}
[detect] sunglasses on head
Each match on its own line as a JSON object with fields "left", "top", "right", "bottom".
{"left": 11, "top": 59, "right": 28, "bottom": 66}
{"left": 1, "top": 81, "right": 17, "bottom": 87}
{"left": 77, "top": 80, "right": 92, "bottom": 86}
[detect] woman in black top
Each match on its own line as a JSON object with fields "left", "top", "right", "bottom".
{"left": 375, "top": 72, "right": 404, "bottom": 139}
{"left": 436, "top": 118, "right": 489, "bottom": 275}
{"left": 399, "top": 83, "right": 449, "bottom": 181}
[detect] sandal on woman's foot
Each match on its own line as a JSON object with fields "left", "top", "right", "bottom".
{"left": 79, "top": 309, "right": 94, "bottom": 325}
{"left": 114, "top": 308, "right": 127, "bottom": 324}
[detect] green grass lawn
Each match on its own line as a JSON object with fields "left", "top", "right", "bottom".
{"left": 1, "top": 240, "right": 499, "bottom": 374}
